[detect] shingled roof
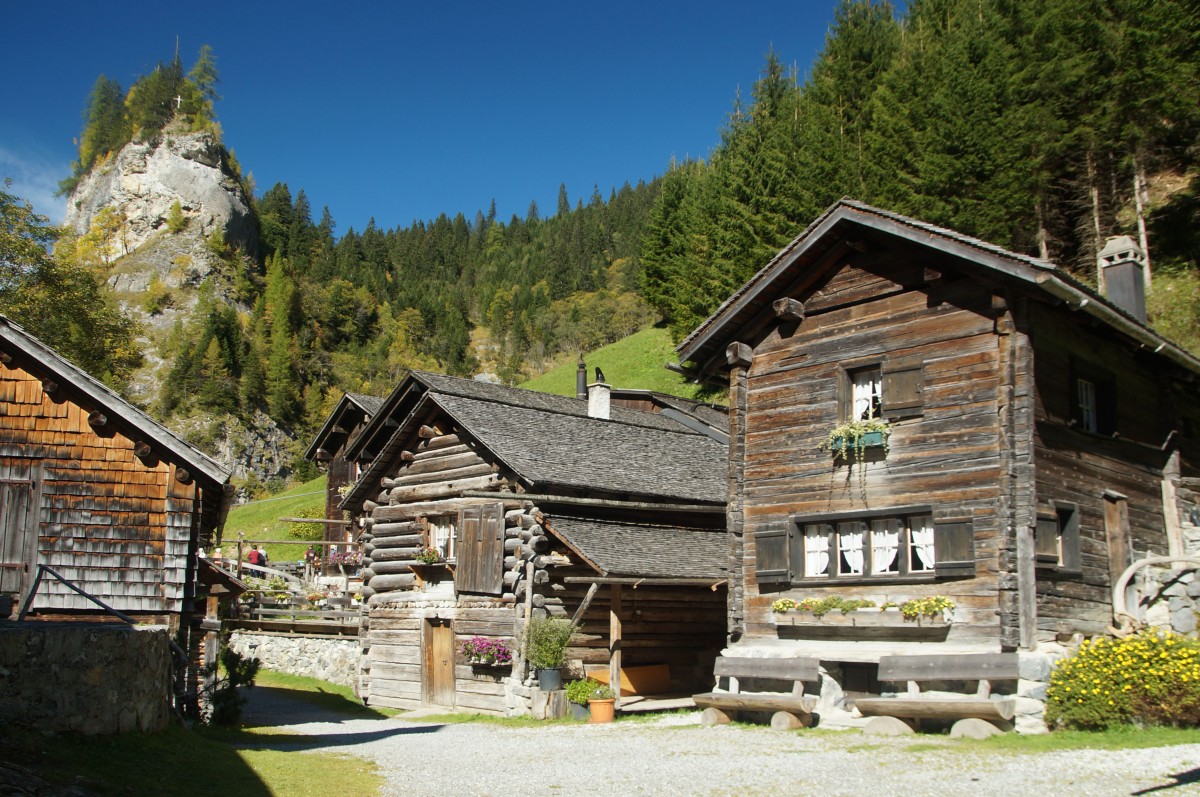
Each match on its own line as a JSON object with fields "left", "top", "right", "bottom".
{"left": 340, "top": 371, "right": 727, "bottom": 509}
{"left": 677, "top": 198, "right": 1200, "bottom": 380}
{"left": 545, "top": 515, "right": 727, "bottom": 579}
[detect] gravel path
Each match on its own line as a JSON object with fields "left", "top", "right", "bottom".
{"left": 241, "top": 689, "right": 1200, "bottom": 797}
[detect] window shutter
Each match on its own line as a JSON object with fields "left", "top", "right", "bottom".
{"left": 1058, "top": 506, "right": 1081, "bottom": 573}
{"left": 754, "top": 521, "right": 792, "bottom": 585}
{"left": 933, "top": 520, "right": 974, "bottom": 578}
{"left": 455, "top": 503, "right": 505, "bottom": 595}
{"left": 882, "top": 358, "right": 924, "bottom": 418}
{"left": 1035, "top": 514, "right": 1060, "bottom": 564}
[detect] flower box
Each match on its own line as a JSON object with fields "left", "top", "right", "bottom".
{"left": 829, "top": 430, "right": 886, "bottom": 451}
{"left": 772, "top": 611, "right": 950, "bottom": 642}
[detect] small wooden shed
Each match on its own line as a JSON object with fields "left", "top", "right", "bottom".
{"left": 333, "top": 371, "right": 729, "bottom": 714}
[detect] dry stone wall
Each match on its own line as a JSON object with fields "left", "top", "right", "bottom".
{"left": 0, "top": 623, "right": 171, "bottom": 734}
{"left": 228, "top": 631, "right": 359, "bottom": 688}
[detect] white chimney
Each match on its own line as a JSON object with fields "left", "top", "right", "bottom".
{"left": 587, "top": 369, "right": 611, "bottom": 420}
{"left": 1098, "top": 235, "right": 1147, "bottom": 323}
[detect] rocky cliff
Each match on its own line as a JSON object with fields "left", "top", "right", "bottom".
{"left": 65, "top": 130, "right": 294, "bottom": 483}
{"left": 65, "top": 129, "right": 256, "bottom": 252}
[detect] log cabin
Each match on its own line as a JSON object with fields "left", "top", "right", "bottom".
{"left": 332, "top": 370, "right": 729, "bottom": 714}
{"left": 674, "top": 200, "right": 1200, "bottom": 729}
{"left": 0, "top": 315, "right": 234, "bottom": 706}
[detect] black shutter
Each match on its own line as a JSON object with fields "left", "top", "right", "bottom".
{"left": 934, "top": 520, "right": 974, "bottom": 578}
{"left": 882, "top": 357, "right": 924, "bottom": 418}
{"left": 754, "top": 520, "right": 792, "bottom": 585}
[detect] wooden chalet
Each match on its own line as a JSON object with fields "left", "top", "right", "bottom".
{"left": 675, "top": 200, "right": 1200, "bottom": 723}
{"left": 336, "top": 370, "right": 729, "bottom": 714}
{"left": 306, "top": 391, "right": 384, "bottom": 523}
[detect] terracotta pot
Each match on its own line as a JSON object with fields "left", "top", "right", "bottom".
{"left": 588, "top": 698, "right": 616, "bottom": 724}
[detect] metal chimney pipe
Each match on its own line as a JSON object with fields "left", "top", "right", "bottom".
{"left": 576, "top": 355, "right": 587, "bottom": 400}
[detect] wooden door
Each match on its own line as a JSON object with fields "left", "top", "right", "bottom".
{"left": 0, "top": 466, "right": 39, "bottom": 602}
{"left": 1104, "top": 492, "right": 1135, "bottom": 613}
{"left": 424, "top": 619, "right": 456, "bottom": 707}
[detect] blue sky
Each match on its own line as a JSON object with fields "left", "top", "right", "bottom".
{"left": 1, "top": 2, "right": 844, "bottom": 233}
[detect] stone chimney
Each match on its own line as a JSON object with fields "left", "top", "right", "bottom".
{"left": 587, "top": 367, "right": 611, "bottom": 420}
{"left": 576, "top": 355, "right": 587, "bottom": 400}
{"left": 1098, "top": 235, "right": 1147, "bottom": 323}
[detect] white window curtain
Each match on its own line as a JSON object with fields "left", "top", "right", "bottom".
{"left": 910, "top": 515, "right": 935, "bottom": 571}
{"left": 838, "top": 521, "right": 865, "bottom": 575}
{"left": 870, "top": 519, "right": 900, "bottom": 574}
{"left": 804, "top": 525, "right": 830, "bottom": 577}
{"left": 431, "top": 517, "right": 456, "bottom": 560}
{"left": 852, "top": 369, "right": 882, "bottom": 420}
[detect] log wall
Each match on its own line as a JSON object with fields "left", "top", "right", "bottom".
{"left": 0, "top": 363, "right": 197, "bottom": 615}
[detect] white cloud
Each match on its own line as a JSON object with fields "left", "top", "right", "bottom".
{"left": 0, "top": 144, "right": 69, "bottom": 225}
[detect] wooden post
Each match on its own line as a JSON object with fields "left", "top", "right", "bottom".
{"left": 610, "top": 584, "right": 622, "bottom": 710}
{"left": 524, "top": 560, "right": 534, "bottom": 627}
{"left": 237, "top": 532, "right": 244, "bottom": 581}
{"left": 571, "top": 582, "right": 600, "bottom": 627}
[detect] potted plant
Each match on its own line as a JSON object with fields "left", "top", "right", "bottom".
{"left": 459, "top": 636, "right": 513, "bottom": 667}
{"left": 413, "top": 547, "right": 444, "bottom": 565}
{"left": 565, "top": 678, "right": 600, "bottom": 721}
{"left": 522, "top": 616, "right": 575, "bottom": 691}
{"left": 586, "top": 682, "right": 617, "bottom": 724}
{"left": 826, "top": 417, "right": 891, "bottom": 466}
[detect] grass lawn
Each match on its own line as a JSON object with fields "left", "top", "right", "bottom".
{"left": 520, "top": 326, "right": 718, "bottom": 400}
{"left": 221, "top": 475, "right": 327, "bottom": 565}
{"left": 254, "top": 669, "right": 398, "bottom": 719}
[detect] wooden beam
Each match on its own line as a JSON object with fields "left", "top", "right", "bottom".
{"left": 570, "top": 582, "right": 600, "bottom": 627}
{"left": 725, "top": 342, "right": 753, "bottom": 368}
{"left": 41, "top": 378, "right": 59, "bottom": 395}
{"left": 175, "top": 468, "right": 193, "bottom": 486}
{"left": 314, "top": 448, "right": 333, "bottom": 462}
{"left": 87, "top": 411, "right": 108, "bottom": 429}
{"left": 610, "top": 584, "right": 622, "bottom": 709}
{"left": 418, "top": 424, "right": 441, "bottom": 439}
{"left": 772, "top": 297, "right": 805, "bottom": 322}
{"left": 400, "top": 451, "right": 416, "bottom": 462}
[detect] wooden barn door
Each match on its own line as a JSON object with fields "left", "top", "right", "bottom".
{"left": 0, "top": 462, "right": 41, "bottom": 603}
{"left": 424, "top": 619, "right": 456, "bottom": 707}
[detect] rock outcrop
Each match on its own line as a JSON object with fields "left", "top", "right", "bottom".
{"left": 65, "top": 129, "right": 256, "bottom": 253}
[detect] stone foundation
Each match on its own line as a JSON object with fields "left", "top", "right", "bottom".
{"left": 228, "top": 631, "right": 359, "bottom": 688}
{"left": 0, "top": 622, "right": 171, "bottom": 735}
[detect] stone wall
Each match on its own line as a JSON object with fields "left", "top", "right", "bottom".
{"left": 0, "top": 623, "right": 171, "bottom": 735}
{"left": 228, "top": 631, "right": 359, "bottom": 688}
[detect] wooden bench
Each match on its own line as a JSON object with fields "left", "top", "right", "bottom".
{"left": 854, "top": 653, "right": 1018, "bottom": 734}
{"left": 693, "top": 656, "right": 820, "bottom": 729}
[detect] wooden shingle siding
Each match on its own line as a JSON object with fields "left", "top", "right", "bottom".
{"left": 0, "top": 364, "right": 193, "bottom": 613}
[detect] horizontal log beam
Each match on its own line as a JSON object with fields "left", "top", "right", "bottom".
{"left": 385, "top": 473, "right": 504, "bottom": 503}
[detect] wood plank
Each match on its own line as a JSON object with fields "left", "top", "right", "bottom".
{"left": 713, "top": 657, "right": 820, "bottom": 682}
{"left": 877, "top": 653, "right": 1018, "bottom": 682}
{"left": 855, "top": 696, "right": 1015, "bottom": 722}
{"left": 693, "top": 693, "right": 817, "bottom": 714}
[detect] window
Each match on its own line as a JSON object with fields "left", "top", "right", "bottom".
{"left": 839, "top": 358, "right": 925, "bottom": 422}
{"left": 850, "top": 368, "right": 882, "bottom": 421}
{"left": 426, "top": 515, "right": 456, "bottom": 561}
{"left": 1069, "top": 358, "right": 1115, "bottom": 435}
{"left": 755, "top": 508, "right": 973, "bottom": 585}
{"left": 803, "top": 513, "right": 935, "bottom": 579}
{"left": 1036, "top": 503, "right": 1080, "bottom": 573}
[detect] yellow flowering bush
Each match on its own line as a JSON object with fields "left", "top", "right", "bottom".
{"left": 1046, "top": 630, "right": 1200, "bottom": 730}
